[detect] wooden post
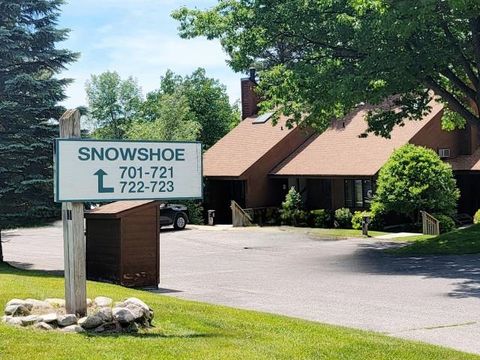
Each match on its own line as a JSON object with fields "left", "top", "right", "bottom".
{"left": 59, "top": 109, "right": 86, "bottom": 316}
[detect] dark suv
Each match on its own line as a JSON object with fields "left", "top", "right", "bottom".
{"left": 159, "top": 203, "right": 189, "bottom": 230}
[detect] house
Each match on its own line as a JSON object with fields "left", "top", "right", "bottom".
{"left": 203, "top": 73, "right": 480, "bottom": 223}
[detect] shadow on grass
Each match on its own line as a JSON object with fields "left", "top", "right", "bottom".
{"left": 80, "top": 331, "right": 218, "bottom": 339}
{"left": 343, "top": 241, "right": 480, "bottom": 299}
{"left": 0, "top": 262, "right": 63, "bottom": 278}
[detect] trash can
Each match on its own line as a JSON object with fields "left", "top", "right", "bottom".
{"left": 207, "top": 210, "right": 215, "bottom": 226}
{"left": 85, "top": 200, "right": 161, "bottom": 287}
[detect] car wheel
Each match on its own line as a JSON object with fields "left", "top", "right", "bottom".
{"left": 174, "top": 213, "right": 187, "bottom": 230}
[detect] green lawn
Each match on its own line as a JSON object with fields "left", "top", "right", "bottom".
{"left": 301, "top": 228, "right": 388, "bottom": 239}
{"left": 0, "top": 264, "right": 477, "bottom": 359}
{"left": 391, "top": 224, "right": 480, "bottom": 256}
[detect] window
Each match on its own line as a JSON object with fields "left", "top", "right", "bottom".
{"left": 344, "top": 179, "right": 373, "bottom": 208}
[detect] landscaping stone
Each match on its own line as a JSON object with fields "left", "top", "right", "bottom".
{"left": 112, "top": 307, "right": 135, "bottom": 325}
{"left": 3, "top": 296, "right": 154, "bottom": 334}
{"left": 86, "top": 298, "right": 93, "bottom": 307}
{"left": 25, "top": 299, "right": 54, "bottom": 313}
{"left": 45, "top": 298, "right": 65, "bottom": 308}
{"left": 20, "top": 315, "right": 41, "bottom": 326}
{"left": 61, "top": 325, "right": 85, "bottom": 333}
{"left": 35, "top": 322, "right": 54, "bottom": 331}
{"left": 96, "top": 307, "right": 113, "bottom": 322}
{"left": 6, "top": 299, "right": 32, "bottom": 311}
{"left": 94, "top": 296, "right": 113, "bottom": 308}
{"left": 5, "top": 304, "right": 30, "bottom": 317}
{"left": 40, "top": 313, "right": 58, "bottom": 324}
{"left": 78, "top": 314, "right": 103, "bottom": 329}
{"left": 57, "top": 314, "right": 77, "bottom": 327}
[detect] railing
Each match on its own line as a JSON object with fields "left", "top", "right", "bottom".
{"left": 421, "top": 211, "right": 440, "bottom": 235}
{"left": 231, "top": 200, "right": 253, "bottom": 227}
{"left": 243, "top": 206, "right": 280, "bottom": 226}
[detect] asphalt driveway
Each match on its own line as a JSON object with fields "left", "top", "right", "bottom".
{"left": 3, "top": 224, "right": 480, "bottom": 354}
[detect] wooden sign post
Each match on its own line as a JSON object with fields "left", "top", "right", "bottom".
{"left": 59, "top": 109, "right": 86, "bottom": 316}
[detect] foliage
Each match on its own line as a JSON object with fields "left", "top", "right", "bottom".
{"left": 126, "top": 93, "right": 201, "bottom": 141}
{"left": 334, "top": 208, "right": 353, "bottom": 229}
{"left": 309, "top": 209, "right": 332, "bottom": 228}
{"left": 433, "top": 214, "right": 456, "bottom": 234}
{"left": 1, "top": 264, "right": 476, "bottom": 359}
{"left": 0, "top": 0, "right": 78, "bottom": 228}
{"left": 183, "top": 200, "right": 204, "bottom": 225}
{"left": 371, "top": 145, "right": 460, "bottom": 221}
{"left": 280, "top": 187, "right": 303, "bottom": 226}
{"left": 474, "top": 209, "right": 480, "bottom": 224}
{"left": 130, "top": 69, "right": 239, "bottom": 148}
{"left": 86, "top": 71, "right": 142, "bottom": 139}
{"left": 351, "top": 211, "right": 367, "bottom": 230}
{"left": 392, "top": 224, "right": 480, "bottom": 256}
{"left": 173, "top": 1, "right": 480, "bottom": 136}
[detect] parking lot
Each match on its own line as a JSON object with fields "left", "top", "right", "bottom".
{"left": 3, "top": 223, "right": 480, "bottom": 354}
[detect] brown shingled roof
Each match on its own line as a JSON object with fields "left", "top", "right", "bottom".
{"left": 85, "top": 200, "right": 160, "bottom": 218}
{"left": 271, "top": 101, "right": 444, "bottom": 177}
{"left": 203, "top": 115, "right": 297, "bottom": 177}
{"left": 448, "top": 148, "right": 480, "bottom": 171}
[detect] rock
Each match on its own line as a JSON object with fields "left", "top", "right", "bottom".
{"left": 93, "top": 322, "right": 117, "bottom": 333}
{"left": 61, "top": 325, "right": 85, "bottom": 333}
{"left": 57, "top": 314, "right": 77, "bottom": 327}
{"left": 125, "top": 304, "right": 144, "bottom": 321}
{"left": 96, "top": 307, "right": 113, "bottom": 322}
{"left": 6, "top": 299, "right": 32, "bottom": 311}
{"left": 4, "top": 317, "right": 23, "bottom": 326}
{"left": 25, "top": 299, "right": 54, "bottom": 313}
{"left": 112, "top": 307, "right": 134, "bottom": 325}
{"left": 114, "top": 301, "right": 125, "bottom": 308}
{"left": 1, "top": 315, "right": 12, "bottom": 323}
{"left": 78, "top": 314, "right": 103, "bottom": 329}
{"left": 86, "top": 298, "right": 93, "bottom": 307}
{"left": 124, "top": 298, "right": 150, "bottom": 313}
{"left": 4, "top": 304, "right": 30, "bottom": 317}
{"left": 94, "top": 297, "right": 112, "bottom": 308}
{"left": 34, "top": 322, "right": 53, "bottom": 331}
{"left": 45, "top": 298, "right": 65, "bottom": 308}
{"left": 125, "top": 321, "right": 139, "bottom": 333}
{"left": 40, "top": 313, "right": 58, "bottom": 324}
{"left": 20, "top": 315, "right": 40, "bottom": 326}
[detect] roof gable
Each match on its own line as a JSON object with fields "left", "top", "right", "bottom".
{"left": 271, "top": 101, "right": 444, "bottom": 177}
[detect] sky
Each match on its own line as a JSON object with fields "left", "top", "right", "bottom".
{"left": 57, "top": 0, "right": 241, "bottom": 109}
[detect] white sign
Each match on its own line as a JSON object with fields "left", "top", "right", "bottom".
{"left": 55, "top": 139, "right": 202, "bottom": 202}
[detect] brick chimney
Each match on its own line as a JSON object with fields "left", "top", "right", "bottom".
{"left": 241, "top": 68, "right": 260, "bottom": 120}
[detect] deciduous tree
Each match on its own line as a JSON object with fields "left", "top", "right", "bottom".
{"left": 173, "top": 0, "right": 480, "bottom": 136}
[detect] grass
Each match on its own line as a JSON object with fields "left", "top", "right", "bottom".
{"left": 291, "top": 227, "right": 388, "bottom": 239}
{"left": 390, "top": 224, "right": 480, "bottom": 256}
{"left": 0, "top": 264, "right": 477, "bottom": 359}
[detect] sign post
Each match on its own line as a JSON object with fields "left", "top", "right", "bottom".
{"left": 55, "top": 111, "right": 202, "bottom": 315}
{"left": 59, "top": 109, "right": 86, "bottom": 316}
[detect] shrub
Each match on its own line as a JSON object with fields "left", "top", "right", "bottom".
{"left": 351, "top": 211, "right": 366, "bottom": 230}
{"left": 371, "top": 144, "right": 459, "bottom": 221}
{"left": 184, "top": 200, "right": 204, "bottom": 225}
{"left": 351, "top": 211, "right": 385, "bottom": 231}
{"left": 280, "top": 187, "right": 303, "bottom": 226}
{"left": 334, "top": 208, "right": 352, "bottom": 228}
{"left": 474, "top": 209, "right": 480, "bottom": 224}
{"left": 310, "top": 209, "right": 332, "bottom": 228}
{"left": 433, "top": 213, "right": 456, "bottom": 234}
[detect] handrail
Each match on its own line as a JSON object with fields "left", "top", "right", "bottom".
{"left": 420, "top": 211, "right": 440, "bottom": 235}
{"left": 231, "top": 200, "right": 253, "bottom": 227}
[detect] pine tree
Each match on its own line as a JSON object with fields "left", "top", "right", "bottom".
{"left": 0, "top": 0, "right": 78, "bottom": 231}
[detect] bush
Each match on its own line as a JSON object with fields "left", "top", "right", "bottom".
{"left": 351, "top": 211, "right": 385, "bottom": 231}
{"left": 474, "top": 209, "right": 480, "bottom": 224}
{"left": 334, "top": 208, "right": 352, "bottom": 228}
{"left": 433, "top": 213, "right": 456, "bottom": 234}
{"left": 351, "top": 211, "right": 366, "bottom": 230}
{"left": 309, "top": 209, "right": 332, "bottom": 228}
{"left": 372, "top": 144, "right": 459, "bottom": 221}
{"left": 184, "top": 200, "right": 204, "bottom": 225}
{"left": 280, "top": 187, "right": 303, "bottom": 226}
